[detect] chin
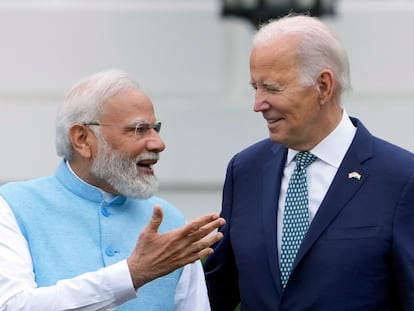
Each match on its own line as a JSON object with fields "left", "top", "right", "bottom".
{"left": 269, "top": 134, "right": 284, "bottom": 144}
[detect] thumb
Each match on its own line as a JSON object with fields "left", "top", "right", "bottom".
{"left": 147, "top": 204, "right": 163, "bottom": 233}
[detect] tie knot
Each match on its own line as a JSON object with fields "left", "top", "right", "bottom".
{"left": 295, "top": 151, "right": 317, "bottom": 169}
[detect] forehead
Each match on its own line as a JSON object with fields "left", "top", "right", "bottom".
{"left": 250, "top": 35, "right": 301, "bottom": 81}
{"left": 101, "top": 88, "right": 156, "bottom": 123}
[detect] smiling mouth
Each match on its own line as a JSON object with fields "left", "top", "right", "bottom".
{"left": 137, "top": 160, "right": 157, "bottom": 168}
{"left": 267, "top": 118, "right": 283, "bottom": 125}
{"left": 136, "top": 160, "right": 158, "bottom": 175}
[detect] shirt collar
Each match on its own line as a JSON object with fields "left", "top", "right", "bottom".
{"left": 287, "top": 109, "right": 356, "bottom": 168}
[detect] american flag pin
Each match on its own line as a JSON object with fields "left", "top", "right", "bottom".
{"left": 348, "top": 171, "right": 361, "bottom": 180}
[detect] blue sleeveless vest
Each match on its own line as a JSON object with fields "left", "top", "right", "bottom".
{"left": 0, "top": 161, "right": 185, "bottom": 310}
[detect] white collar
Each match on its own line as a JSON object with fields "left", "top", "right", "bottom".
{"left": 287, "top": 109, "right": 356, "bottom": 168}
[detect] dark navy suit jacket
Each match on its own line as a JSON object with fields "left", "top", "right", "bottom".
{"left": 204, "top": 118, "right": 414, "bottom": 310}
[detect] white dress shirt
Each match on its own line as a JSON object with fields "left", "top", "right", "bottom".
{"left": 0, "top": 186, "right": 210, "bottom": 310}
{"left": 277, "top": 110, "right": 357, "bottom": 260}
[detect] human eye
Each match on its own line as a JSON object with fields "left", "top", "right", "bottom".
{"left": 249, "top": 81, "right": 257, "bottom": 90}
{"left": 263, "top": 83, "right": 282, "bottom": 94}
{"left": 134, "top": 123, "right": 151, "bottom": 136}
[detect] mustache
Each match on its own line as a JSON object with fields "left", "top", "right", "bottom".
{"left": 136, "top": 152, "right": 160, "bottom": 162}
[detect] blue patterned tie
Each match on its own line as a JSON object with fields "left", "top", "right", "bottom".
{"left": 280, "top": 151, "right": 317, "bottom": 289}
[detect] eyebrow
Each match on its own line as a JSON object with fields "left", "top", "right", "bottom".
{"left": 250, "top": 79, "right": 280, "bottom": 86}
{"left": 127, "top": 119, "right": 151, "bottom": 126}
{"left": 262, "top": 81, "right": 281, "bottom": 88}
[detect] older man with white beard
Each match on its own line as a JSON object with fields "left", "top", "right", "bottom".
{"left": 0, "top": 69, "right": 225, "bottom": 311}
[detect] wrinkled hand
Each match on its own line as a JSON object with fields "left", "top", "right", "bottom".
{"left": 127, "top": 204, "right": 226, "bottom": 289}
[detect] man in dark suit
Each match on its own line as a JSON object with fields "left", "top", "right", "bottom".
{"left": 204, "top": 14, "right": 414, "bottom": 310}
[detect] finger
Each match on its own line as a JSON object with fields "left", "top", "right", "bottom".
{"left": 200, "top": 231, "right": 224, "bottom": 249}
{"left": 198, "top": 248, "right": 214, "bottom": 259}
{"left": 146, "top": 204, "right": 163, "bottom": 233}
{"left": 200, "top": 217, "right": 226, "bottom": 233}
{"left": 194, "top": 232, "right": 224, "bottom": 259}
{"left": 187, "top": 231, "right": 223, "bottom": 257}
{"left": 187, "top": 217, "right": 226, "bottom": 239}
{"left": 189, "top": 213, "right": 221, "bottom": 231}
{"left": 184, "top": 213, "right": 224, "bottom": 236}
{"left": 162, "top": 214, "right": 224, "bottom": 248}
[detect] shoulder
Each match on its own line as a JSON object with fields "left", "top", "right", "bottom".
{"left": 351, "top": 118, "right": 414, "bottom": 178}
{"left": 351, "top": 116, "right": 414, "bottom": 162}
{"left": 0, "top": 176, "right": 54, "bottom": 198}
{"left": 231, "top": 138, "right": 282, "bottom": 164}
{"left": 372, "top": 136, "right": 414, "bottom": 166}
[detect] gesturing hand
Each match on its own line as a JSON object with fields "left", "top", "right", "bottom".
{"left": 127, "top": 204, "right": 225, "bottom": 289}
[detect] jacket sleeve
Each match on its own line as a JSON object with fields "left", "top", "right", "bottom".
{"left": 204, "top": 155, "right": 241, "bottom": 311}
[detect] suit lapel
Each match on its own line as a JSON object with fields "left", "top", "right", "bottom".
{"left": 262, "top": 145, "right": 287, "bottom": 294}
{"left": 292, "top": 118, "right": 373, "bottom": 272}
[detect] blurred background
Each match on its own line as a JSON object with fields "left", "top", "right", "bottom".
{"left": 0, "top": 0, "right": 413, "bottom": 221}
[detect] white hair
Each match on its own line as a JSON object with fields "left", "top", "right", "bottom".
{"left": 55, "top": 69, "right": 139, "bottom": 160}
{"left": 253, "top": 14, "right": 351, "bottom": 96}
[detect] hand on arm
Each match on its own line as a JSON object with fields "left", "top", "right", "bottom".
{"left": 127, "top": 204, "right": 225, "bottom": 289}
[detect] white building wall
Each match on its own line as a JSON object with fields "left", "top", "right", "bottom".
{"left": 0, "top": 0, "right": 413, "bottom": 220}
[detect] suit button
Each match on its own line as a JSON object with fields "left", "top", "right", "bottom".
{"left": 105, "top": 247, "right": 116, "bottom": 256}
{"left": 101, "top": 207, "right": 110, "bottom": 217}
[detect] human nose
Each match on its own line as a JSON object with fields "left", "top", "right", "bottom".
{"left": 253, "top": 90, "right": 270, "bottom": 112}
{"left": 146, "top": 131, "right": 166, "bottom": 152}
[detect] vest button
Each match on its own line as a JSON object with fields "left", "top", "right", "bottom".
{"left": 101, "top": 207, "right": 110, "bottom": 217}
{"left": 105, "top": 247, "right": 116, "bottom": 256}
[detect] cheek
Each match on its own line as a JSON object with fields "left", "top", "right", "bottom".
{"left": 292, "top": 92, "right": 319, "bottom": 119}
{"left": 107, "top": 137, "right": 145, "bottom": 157}
{"left": 296, "top": 105, "right": 321, "bottom": 136}
{"left": 123, "top": 144, "right": 147, "bottom": 157}
{"left": 285, "top": 103, "right": 317, "bottom": 135}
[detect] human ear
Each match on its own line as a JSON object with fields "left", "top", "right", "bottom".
{"left": 317, "top": 70, "right": 335, "bottom": 106}
{"left": 68, "top": 124, "right": 94, "bottom": 159}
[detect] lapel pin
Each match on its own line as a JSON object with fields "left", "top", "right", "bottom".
{"left": 348, "top": 171, "right": 361, "bottom": 180}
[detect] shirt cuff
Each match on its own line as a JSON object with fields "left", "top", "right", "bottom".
{"left": 103, "top": 260, "right": 137, "bottom": 305}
